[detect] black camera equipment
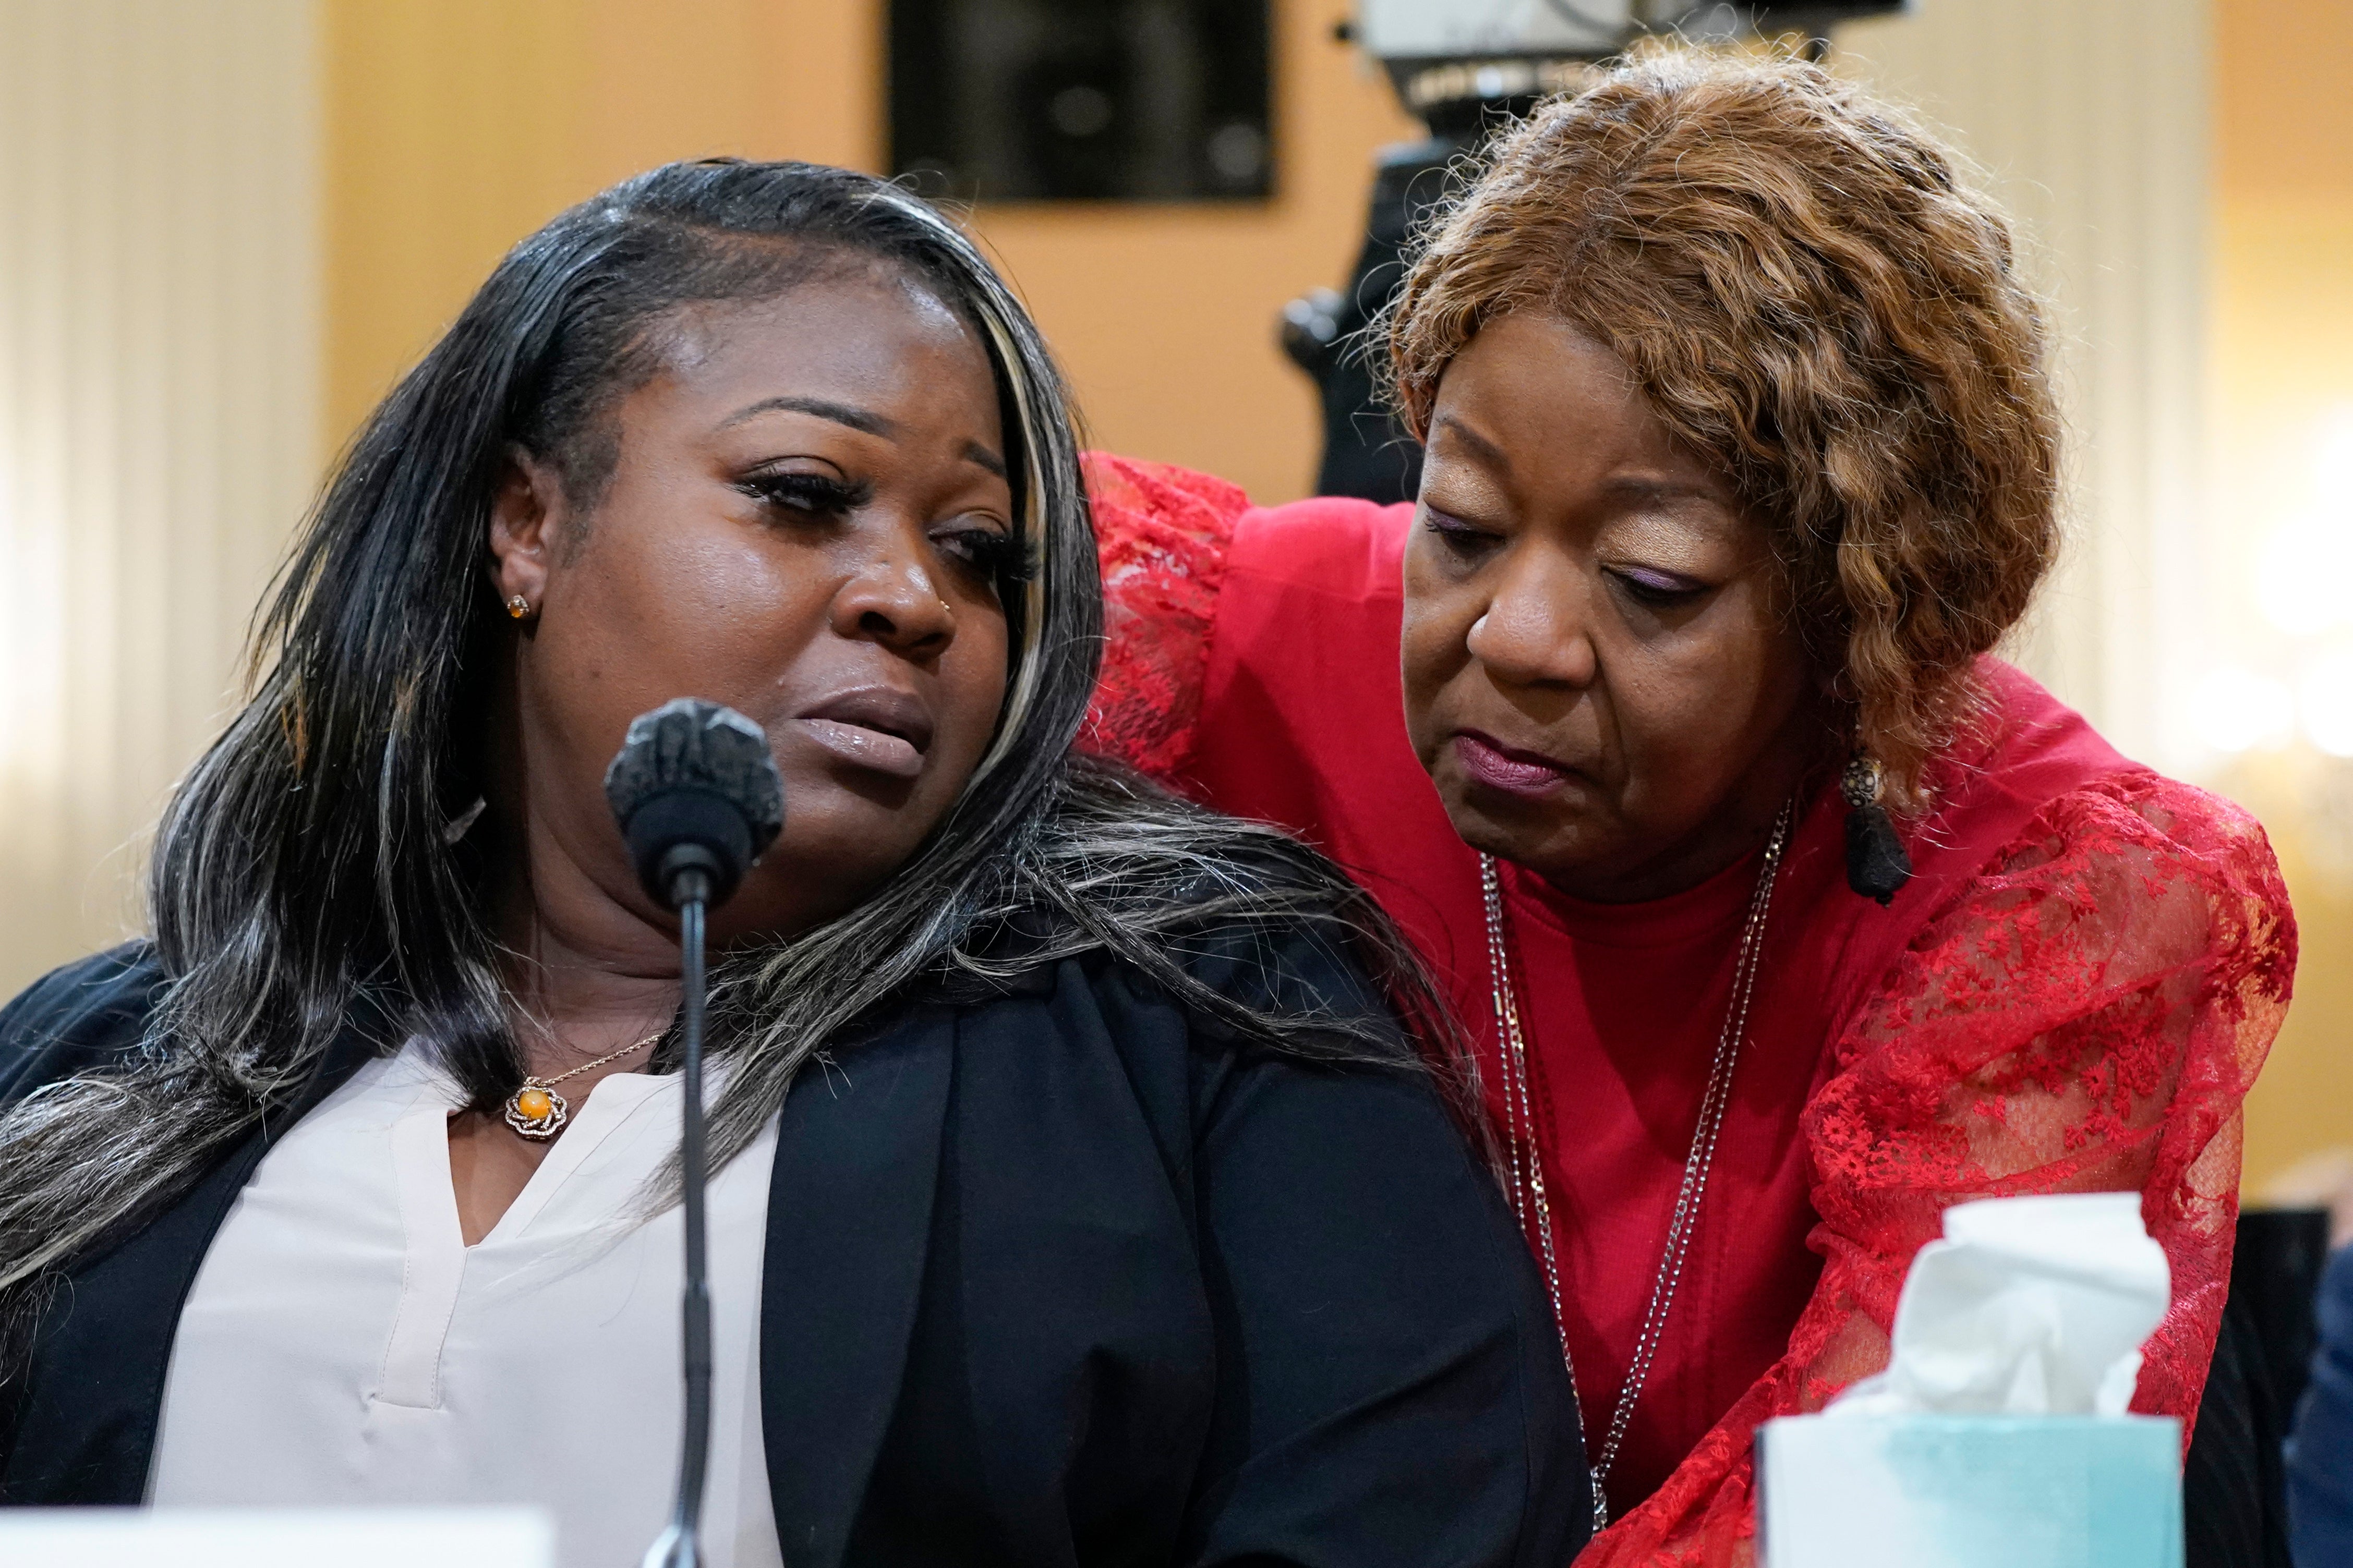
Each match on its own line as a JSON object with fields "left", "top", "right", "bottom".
{"left": 1286, "top": 1, "right": 1909, "bottom": 503}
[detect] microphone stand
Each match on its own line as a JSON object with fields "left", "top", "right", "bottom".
{"left": 604, "top": 696, "right": 782, "bottom": 1568}
{"left": 643, "top": 869, "right": 714, "bottom": 1568}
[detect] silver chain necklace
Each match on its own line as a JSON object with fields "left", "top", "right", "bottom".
{"left": 1479, "top": 797, "right": 1794, "bottom": 1534}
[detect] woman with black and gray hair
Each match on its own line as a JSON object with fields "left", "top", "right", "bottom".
{"left": 0, "top": 161, "right": 1586, "bottom": 1567}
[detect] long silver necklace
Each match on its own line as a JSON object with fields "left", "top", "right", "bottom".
{"left": 1480, "top": 797, "right": 1794, "bottom": 1533}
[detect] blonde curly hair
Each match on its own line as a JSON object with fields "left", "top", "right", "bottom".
{"left": 1385, "top": 46, "right": 2060, "bottom": 807}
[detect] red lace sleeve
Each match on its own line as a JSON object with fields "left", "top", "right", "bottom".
{"left": 1588, "top": 772, "right": 2298, "bottom": 1567}
{"left": 1078, "top": 452, "right": 1251, "bottom": 781}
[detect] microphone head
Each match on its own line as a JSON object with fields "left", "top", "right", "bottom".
{"left": 603, "top": 699, "right": 785, "bottom": 910}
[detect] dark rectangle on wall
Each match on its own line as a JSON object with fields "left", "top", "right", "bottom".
{"left": 889, "top": 0, "right": 1273, "bottom": 202}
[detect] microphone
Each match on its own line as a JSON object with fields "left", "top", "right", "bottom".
{"left": 605, "top": 699, "right": 784, "bottom": 1568}
{"left": 605, "top": 699, "right": 786, "bottom": 911}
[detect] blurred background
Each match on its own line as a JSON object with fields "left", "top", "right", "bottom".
{"left": 0, "top": 0, "right": 2346, "bottom": 1202}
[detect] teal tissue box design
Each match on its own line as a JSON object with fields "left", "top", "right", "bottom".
{"left": 1757, "top": 1414, "right": 2182, "bottom": 1568}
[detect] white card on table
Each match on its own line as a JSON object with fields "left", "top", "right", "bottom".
{"left": 0, "top": 1506, "right": 554, "bottom": 1567}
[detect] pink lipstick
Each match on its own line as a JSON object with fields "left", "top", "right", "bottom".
{"left": 794, "top": 687, "right": 934, "bottom": 781}
{"left": 1454, "top": 732, "right": 1574, "bottom": 798}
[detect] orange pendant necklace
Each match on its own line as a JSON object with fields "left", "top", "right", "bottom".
{"left": 502, "top": 1028, "right": 666, "bottom": 1140}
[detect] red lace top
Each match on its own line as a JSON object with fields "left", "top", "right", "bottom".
{"left": 1081, "top": 454, "right": 2298, "bottom": 1566}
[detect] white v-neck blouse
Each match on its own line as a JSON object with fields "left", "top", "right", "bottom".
{"left": 148, "top": 1041, "right": 784, "bottom": 1568}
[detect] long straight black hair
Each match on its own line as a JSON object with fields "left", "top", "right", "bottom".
{"left": 0, "top": 162, "right": 1455, "bottom": 1328}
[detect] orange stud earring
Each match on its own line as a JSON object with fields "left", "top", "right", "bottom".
{"left": 506, "top": 594, "right": 533, "bottom": 620}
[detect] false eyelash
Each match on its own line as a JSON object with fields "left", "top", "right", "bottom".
{"left": 743, "top": 470, "right": 1037, "bottom": 584}
{"left": 948, "top": 528, "right": 1041, "bottom": 584}
{"left": 741, "top": 471, "right": 872, "bottom": 514}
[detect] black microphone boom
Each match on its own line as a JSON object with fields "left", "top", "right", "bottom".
{"left": 606, "top": 698, "right": 785, "bottom": 1568}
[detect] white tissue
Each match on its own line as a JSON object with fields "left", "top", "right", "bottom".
{"left": 1829, "top": 1193, "right": 2171, "bottom": 1419}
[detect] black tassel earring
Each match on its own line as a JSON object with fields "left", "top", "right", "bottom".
{"left": 1841, "top": 755, "right": 1912, "bottom": 906}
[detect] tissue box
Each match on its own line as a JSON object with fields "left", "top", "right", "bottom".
{"left": 1757, "top": 1414, "right": 2182, "bottom": 1568}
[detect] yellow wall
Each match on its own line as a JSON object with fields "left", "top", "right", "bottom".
{"left": 2212, "top": 0, "right": 2353, "bottom": 1189}
{"left": 328, "top": 0, "right": 880, "bottom": 445}
{"left": 970, "top": 14, "right": 1420, "bottom": 500}
{"left": 327, "top": 0, "right": 1418, "bottom": 502}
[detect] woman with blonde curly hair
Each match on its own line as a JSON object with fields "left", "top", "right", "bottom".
{"left": 1083, "top": 45, "right": 2297, "bottom": 1563}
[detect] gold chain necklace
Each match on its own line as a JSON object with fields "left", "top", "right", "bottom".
{"left": 1481, "top": 796, "right": 1794, "bottom": 1534}
{"left": 501, "top": 1028, "right": 666, "bottom": 1141}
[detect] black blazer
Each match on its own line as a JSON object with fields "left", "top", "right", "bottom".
{"left": 0, "top": 934, "right": 1587, "bottom": 1567}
